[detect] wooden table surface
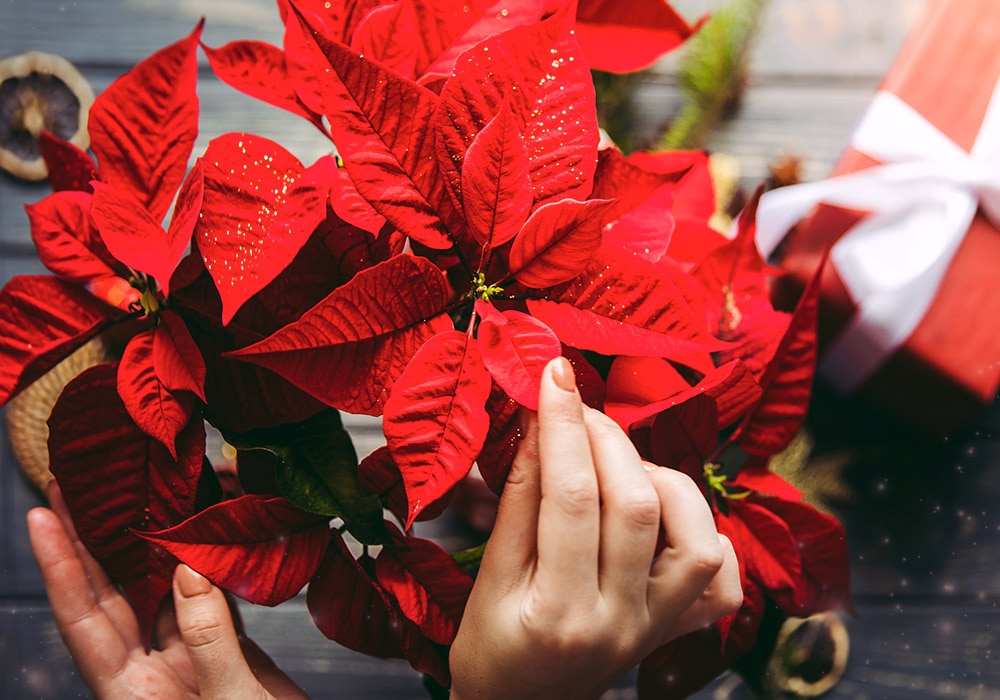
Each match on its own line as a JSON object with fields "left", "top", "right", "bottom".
{"left": 3, "top": 0, "right": 999, "bottom": 697}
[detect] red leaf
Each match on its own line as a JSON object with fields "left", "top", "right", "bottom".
{"left": 608, "top": 359, "right": 762, "bottom": 441}
{"left": 91, "top": 162, "right": 203, "bottom": 296}
{"left": 25, "top": 190, "right": 123, "bottom": 283}
{"left": 138, "top": 495, "right": 330, "bottom": 606}
{"left": 722, "top": 501, "right": 801, "bottom": 609}
{"left": 48, "top": 363, "right": 203, "bottom": 648}
{"left": 351, "top": 4, "right": 420, "bottom": 78}
{"left": 562, "top": 344, "right": 606, "bottom": 410}
{"left": 383, "top": 330, "right": 492, "bottom": 526}
{"left": 229, "top": 255, "right": 453, "bottom": 415}
{"left": 475, "top": 300, "right": 560, "bottom": 410}
{"left": 648, "top": 394, "right": 718, "bottom": 472}
{"left": 38, "top": 131, "right": 99, "bottom": 192}
{"left": 118, "top": 329, "right": 196, "bottom": 459}
{"left": 358, "top": 447, "right": 453, "bottom": 524}
{"left": 604, "top": 356, "right": 689, "bottom": 429}
{"left": 153, "top": 310, "right": 206, "bottom": 401}
{"left": 196, "top": 134, "right": 333, "bottom": 324}
{"left": 509, "top": 198, "right": 616, "bottom": 288}
{"left": 591, "top": 149, "right": 692, "bottom": 263}
{"left": 575, "top": 0, "right": 706, "bottom": 73}
{"left": 476, "top": 382, "right": 521, "bottom": 494}
{"left": 88, "top": 21, "right": 202, "bottom": 222}
{"left": 591, "top": 147, "right": 690, "bottom": 219}
{"left": 526, "top": 246, "right": 727, "bottom": 357}
{"left": 292, "top": 9, "right": 457, "bottom": 248}
{"left": 279, "top": 0, "right": 384, "bottom": 115}
{"left": 376, "top": 525, "right": 474, "bottom": 644}
{"left": 329, "top": 166, "right": 388, "bottom": 236}
{"left": 0, "top": 276, "right": 112, "bottom": 406}
{"left": 201, "top": 39, "right": 326, "bottom": 132}
{"left": 461, "top": 98, "right": 532, "bottom": 247}
{"left": 435, "top": 9, "right": 599, "bottom": 209}
{"left": 306, "top": 534, "right": 451, "bottom": 683}
{"left": 307, "top": 534, "right": 406, "bottom": 658}
{"left": 735, "top": 253, "right": 825, "bottom": 456}
{"left": 759, "top": 495, "right": 854, "bottom": 615}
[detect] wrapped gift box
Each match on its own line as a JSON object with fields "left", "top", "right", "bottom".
{"left": 757, "top": 0, "right": 1000, "bottom": 436}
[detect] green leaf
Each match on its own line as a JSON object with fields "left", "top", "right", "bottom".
{"left": 224, "top": 411, "right": 391, "bottom": 545}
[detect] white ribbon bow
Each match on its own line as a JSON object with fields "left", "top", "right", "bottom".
{"left": 755, "top": 86, "right": 1000, "bottom": 393}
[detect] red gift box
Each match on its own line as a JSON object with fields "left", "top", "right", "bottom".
{"left": 756, "top": 0, "right": 1000, "bottom": 436}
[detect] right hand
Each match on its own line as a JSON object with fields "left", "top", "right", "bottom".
{"left": 449, "top": 357, "right": 742, "bottom": 700}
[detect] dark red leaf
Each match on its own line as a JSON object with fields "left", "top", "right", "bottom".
{"left": 475, "top": 300, "right": 560, "bottom": 410}
{"left": 376, "top": 525, "right": 474, "bottom": 644}
{"left": 307, "top": 534, "right": 406, "bottom": 658}
{"left": 722, "top": 500, "right": 801, "bottom": 609}
{"left": 229, "top": 255, "right": 453, "bottom": 415}
{"left": 38, "top": 131, "right": 99, "bottom": 192}
{"left": 88, "top": 21, "right": 202, "bottom": 222}
{"left": 435, "top": 8, "right": 599, "bottom": 210}
{"left": 138, "top": 495, "right": 330, "bottom": 606}
{"left": 759, "top": 495, "right": 854, "bottom": 616}
{"left": 25, "top": 190, "right": 123, "bottom": 283}
{"left": 0, "top": 276, "right": 112, "bottom": 407}
{"left": 575, "top": 0, "right": 706, "bottom": 74}
{"left": 648, "top": 394, "right": 718, "bottom": 471}
{"left": 509, "top": 198, "right": 616, "bottom": 288}
{"left": 562, "top": 344, "right": 606, "bottom": 410}
{"left": 153, "top": 310, "right": 206, "bottom": 401}
{"left": 196, "top": 134, "right": 332, "bottom": 324}
{"left": 383, "top": 330, "right": 492, "bottom": 526}
{"left": 48, "top": 363, "right": 203, "bottom": 648}
{"left": 293, "top": 9, "right": 457, "bottom": 248}
{"left": 201, "top": 39, "right": 327, "bottom": 132}
{"left": 476, "top": 382, "right": 521, "bottom": 494}
{"left": 735, "top": 251, "right": 825, "bottom": 456}
{"left": 306, "top": 534, "right": 451, "bottom": 683}
{"left": 461, "top": 99, "right": 532, "bottom": 247}
{"left": 527, "top": 246, "right": 728, "bottom": 357}
{"left": 357, "top": 446, "right": 452, "bottom": 524}
{"left": 117, "top": 329, "right": 196, "bottom": 459}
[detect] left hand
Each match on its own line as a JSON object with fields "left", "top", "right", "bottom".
{"left": 28, "top": 483, "right": 309, "bottom": 700}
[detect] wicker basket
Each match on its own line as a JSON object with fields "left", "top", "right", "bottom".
{"left": 5, "top": 336, "right": 111, "bottom": 492}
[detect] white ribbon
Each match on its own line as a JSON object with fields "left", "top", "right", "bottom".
{"left": 755, "top": 84, "right": 1000, "bottom": 393}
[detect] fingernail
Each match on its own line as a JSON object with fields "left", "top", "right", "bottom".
{"left": 550, "top": 356, "right": 576, "bottom": 392}
{"left": 175, "top": 564, "right": 212, "bottom": 598}
{"left": 642, "top": 461, "right": 656, "bottom": 472}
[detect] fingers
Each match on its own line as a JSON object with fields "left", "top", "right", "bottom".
{"left": 645, "top": 468, "right": 727, "bottom": 623}
{"left": 173, "top": 564, "right": 270, "bottom": 699}
{"left": 478, "top": 410, "right": 541, "bottom": 585}
{"left": 667, "top": 534, "right": 743, "bottom": 641}
{"left": 27, "top": 506, "right": 129, "bottom": 690}
{"left": 49, "top": 483, "right": 141, "bottom": 648}
{"left": 535, "top": 357, "right": 600, "bottom": 599}
{"left": 584, "top": 408, "right": 660, "bottom": 605}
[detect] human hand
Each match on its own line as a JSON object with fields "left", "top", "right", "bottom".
{"left": 27, "top": 483, "right": 308, "bottom": 700}
{"left": 449, "top": 357, "right": 742, "bottom": 700}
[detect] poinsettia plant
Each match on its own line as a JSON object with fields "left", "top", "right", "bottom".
{"left": 0, "top": 0, "right": 851, "bottom": 695}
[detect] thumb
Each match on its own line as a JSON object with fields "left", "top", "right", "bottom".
{"left": 173, "top": 564, "right": 270, "bottom": 699}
